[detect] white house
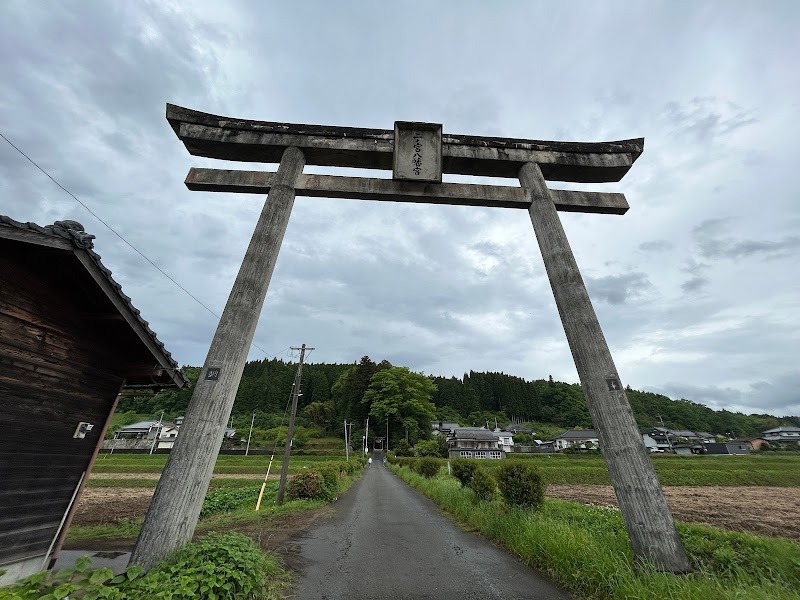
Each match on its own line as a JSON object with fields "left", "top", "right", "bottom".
{"left": 551, "top": 429, "right": 600, "bottom": 450}
{"left": 493, "top": 429, "right": 514, "bottom": 453}
{"left": 762, "top": 426, "right": 800, "bottom": 444}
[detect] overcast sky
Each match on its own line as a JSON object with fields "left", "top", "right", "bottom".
{"left": 1, "top": 1, "right": 798, "bottom": 417}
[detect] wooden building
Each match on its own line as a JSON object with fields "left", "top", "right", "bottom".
{"left": 0, "top": 216, "right": 186, "bottom": 583}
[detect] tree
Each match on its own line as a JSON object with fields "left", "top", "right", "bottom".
{"left": 363, "top": 367, "right": 437, "bottom": 444}
{"left": 434, "top": 405, "right": 464, "bottom": 425}
{"left": 303, "top": 400, "right": 335, "bottom": 433}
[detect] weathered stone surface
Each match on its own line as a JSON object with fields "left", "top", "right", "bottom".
{"left": 184, "top": 168, "right": 629, "bottom": 214}
{"left": 393, "top": 121, "right": 442, "bottom": 182}
{"left": 130, "top": 147, "right": 306, "bottom": 570}
{"left": 519, "top": 161, "right": 691, "bottom": 573}
{"left": 167, "top": 104, "right": 643, "bottom": 183}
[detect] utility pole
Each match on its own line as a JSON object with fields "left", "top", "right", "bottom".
{"left": 386, "top": 419, "right": 389, "bottom": 453}
{"left": 344, "top": 420, "right": 350, "bottom": 461}
{"left": 245, "top": 412, "right": 256, "bottom": 456}
{"left": 657, "top": 415, "right": 674, "bottom": 452}
{"left": 149, "top": 411, "right": 164, "bottom": 455}
{"left": 276, "top": 344, "right": 313, "bottom": 505}
{"left": 364, "top": 417, "right": 369, "bottom": 456}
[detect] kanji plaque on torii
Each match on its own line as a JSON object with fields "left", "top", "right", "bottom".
{"left": 393, "top": 121, "right": 442, "bottom": 182}
{"left": 131, "top": 104, "right": 691, "bottom": 574}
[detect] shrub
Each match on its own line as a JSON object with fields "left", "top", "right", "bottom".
{"left": 392, "top": 439, "right": 413, "bottom": 456}
{"left": 200, "top": 486, "right": 260, "bottom": 519}
{"left": 451, "top": 459, "right": 478, "bottom": 487}
{"left": 415, "top": 439, "right": 444, "bottom": 457}
{"left": 495, "top": 462, "right": 546, "bottom": 509}
{"left": 0, "top": 532, "right": 281, "bottom": 600}
{"left": 467, "top": 466, "right": 496, "bottom": 502}
{"left": 416, "top": 458, "right": 441, "bottom": 478}
{"left": 286, "top": 471, "right": 332, "bottom": 502}
{"left": 317, "top": 465, "right": 340, "bottom": 498}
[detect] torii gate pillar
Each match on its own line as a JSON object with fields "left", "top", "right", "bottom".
{"left": 520, "top": 162, "right": 690, "bottom": 572}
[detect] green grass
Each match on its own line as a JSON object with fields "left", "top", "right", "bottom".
{"left": 86, "top": 477, "right": 266, "bottom": 488}
{"left": 69, "top": 462, "right": 365, "bottom": 543}
{"left": 92, "top": 451, "right": 800, "bottom": 485}
{"left": 390, "top": 464, "right": 800, "bottom": 600}
{"left": 471, "top": 454, "right": 800, "bottom": 486}
{"left": 92, "top": 453, "right": 347, "bottom": 474}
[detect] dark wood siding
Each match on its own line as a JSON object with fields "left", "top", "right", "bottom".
{"left": 0, "top": 251, "right": 124, "bottom": 567}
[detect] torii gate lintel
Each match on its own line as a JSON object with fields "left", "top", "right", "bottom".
{"left": 130, "top": 105, "right": 691, "bottom": 574}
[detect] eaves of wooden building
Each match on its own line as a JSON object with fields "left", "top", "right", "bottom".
{"left": 0, "top": 216, "right": 187, "bottom": 584}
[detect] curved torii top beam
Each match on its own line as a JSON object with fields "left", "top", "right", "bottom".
{"left": 167, "top": 104, "right": 643, "bottom": 183}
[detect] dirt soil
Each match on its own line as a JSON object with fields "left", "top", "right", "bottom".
{"left": 547, "top": 485, "right": 800, "bottom": 541}
{"left": 64, "top": 486, "right": 333, "bottom": 566}
{"left": 66, "top": 485, "right": 800, "bottom": 557}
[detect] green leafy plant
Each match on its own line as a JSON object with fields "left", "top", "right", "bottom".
{"left": 415, "top": 458, "right": 441, "bottom": 478}
{"left": 286, "top": 471, "right": 333, "bottom": 501}
{"left": 0, "top": 533, "right": 284, "bottom": 600}
{"left": 495, "top": 462, "right": 546, "bottom": 509}
{"left": 200, "top": 486, "right": 261, "bottom": 519}
{"left": 450, "top": 459, "right": 478, "bottom": 487}
{"left": 467, "top": 466, "right": 496, "bottom": 502}
{"left": 317, "top": 465, "right": 340, "bottom": 499}
{"left": 392, "top": 439, "right": 413, "bottom": 457}
{"left": 414, "top": 439, "right": 445, "bottom": 458}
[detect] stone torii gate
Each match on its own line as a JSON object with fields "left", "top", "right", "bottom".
{"left": 130, "top": 105, "right": 691, "bottom": 573}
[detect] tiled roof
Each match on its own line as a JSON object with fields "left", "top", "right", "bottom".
{"left": 553, "top": 429, "right": 598, "bottom": 439}
{"left": 452, "top": 428, "right": 499, "bottom": 441}
{"left": 0, "top": 216, "right": 188, "bottom": 386}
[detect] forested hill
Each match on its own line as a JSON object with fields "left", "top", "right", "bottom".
{"left": 118, "top": 356, "right": 799, "bottom": 439}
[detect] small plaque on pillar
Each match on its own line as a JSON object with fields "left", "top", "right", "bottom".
{"left": 605, "top": 377, "right": 621, "bottom": 392}
{"left": 205, "top": 367, "right": 222, "bottom": 381}
{"left": 393, "top": 121, "right": 443, "bottom": 182}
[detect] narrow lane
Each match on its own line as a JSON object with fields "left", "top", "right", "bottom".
{"left": 290, "top": 457, "right": 571, "bottom": 600}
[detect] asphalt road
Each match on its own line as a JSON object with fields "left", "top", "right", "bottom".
{"left": 290, "top": 456, "right": 572, "bottom": 600}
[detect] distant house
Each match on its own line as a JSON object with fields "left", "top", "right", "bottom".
{"left": 493, "top": 429, "right": 514, "bottom": 453}
{"left": 551, "top": 429, "right": 599, "bottom": 451}
{"left": 0, "top": 217, "right": 186, "bottom": 584}
{"left": 112, "top": 421, "right": 235, "bottom": 450}
{"left": 762, "top": 427, "right": 800, "bottom": 445}
{"left": 641, "top": 427, "right": 673, "bottom": 451}
{"left": 431, "top": 421, "right": 461, "bottom": 437}
{"left": 114, "top": 420, "right": 178, "bottom": 440}
{"left": 672, "top": 444, "right": 704, "bottom": 456}
{"left": 502, "top": 423, "right": 534, "bottom": 435}
{"left": 670, "top": 430, "right": 700, "bottom": 442}
{"left": 448, "top": 428, "right": 505, "bottom": 459}
{"left": 640, "top": 432, "right": 660, "bottom": 452}
{"left": 705, "top": 442, "right": 751, "bottom": 455}
{"left": 734, "top": 437, "right": 768, "bottom": 451}
{"left": 695, "top": 432, "right": 717, "bottom": 444}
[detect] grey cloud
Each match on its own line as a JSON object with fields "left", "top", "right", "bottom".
{"left": 662, "top": 97, "right": 758, "bottom": 144}
{"left": 2, "top": 2, "right": 799, "bottom": 419}
{"left": 638, "top": 239, "right": 673, "bottom": 252}
{"left": 681, "top": 276, "right": 708, "bottom": 293}
{"left": 679, "top": 259, "right": 710, "bottom": 294}
{"left": 692, "top": 218, "right": 800, "bottom": 260}
{"left": 585, "top": 272, "right": 653, "bottom": 305}
{"left": 654, "top": 382, "right": 742, "bottom": 407}
{"left": 654, "top": 371, "right": 800, "bottom": 416}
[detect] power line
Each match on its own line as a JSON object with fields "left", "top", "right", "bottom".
{"left": 0, "top": 130, "right": 280, "bottom": 359}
